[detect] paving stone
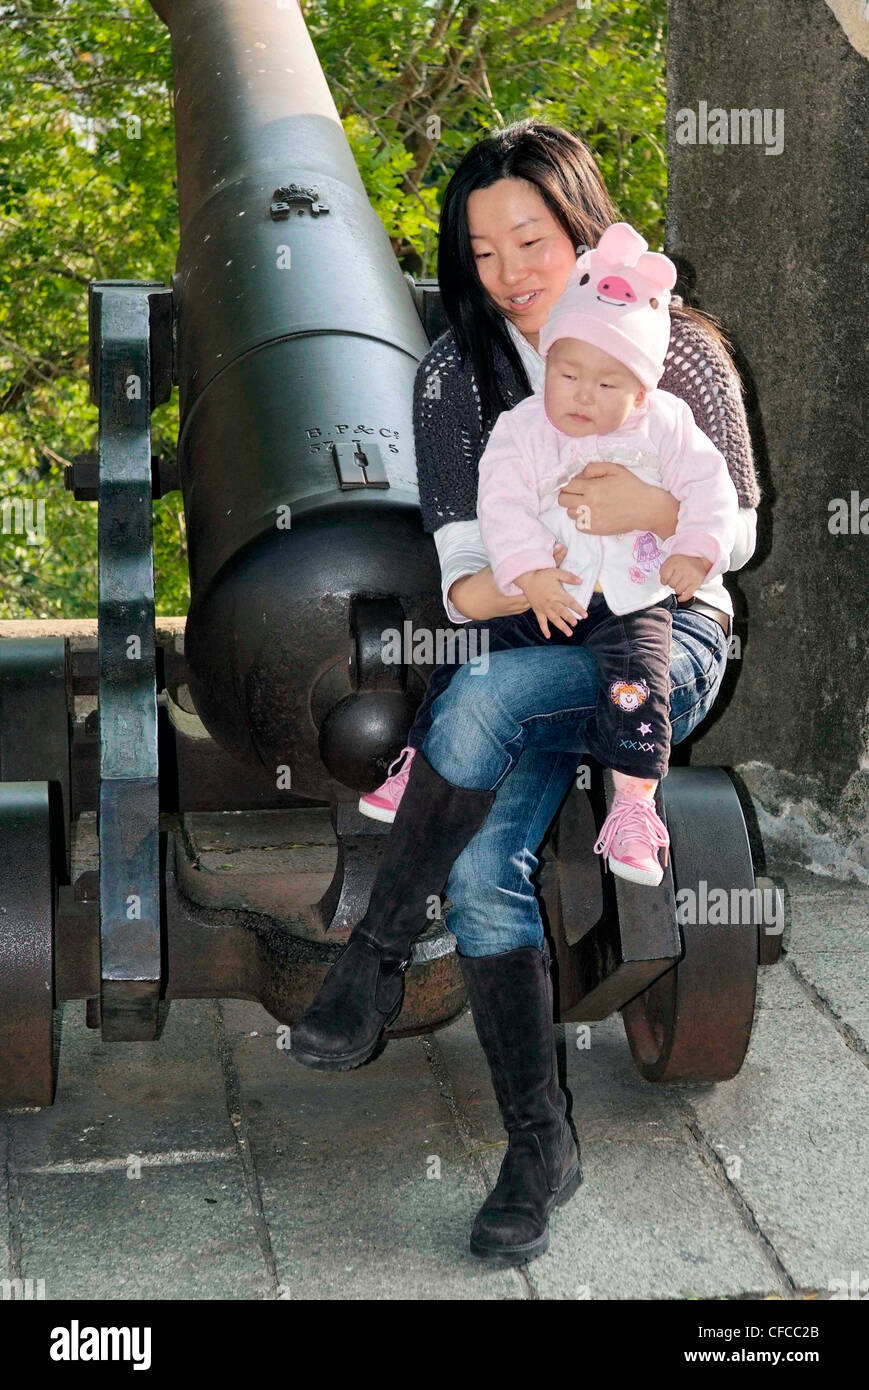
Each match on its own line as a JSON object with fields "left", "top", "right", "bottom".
{"left": 785, "top": 951, "right": 869, "bottom": 1045}
{"left": 10, "top": 999, "right": 236, "bottom": 1168}
{"left": 5, "top": 1000, "right": 269, "bottom": 1299}
{"left": 14, "top": 1164, "right": 268, "bottom": 1300}
{"left": 221, "top": 999, "right": 522, "bottom": 1299}
{"left": 774, "top": 869, "right": 869, "bottom": 1048}
{"left": 688, "top": 965, "right": 869, "bottom": 1292}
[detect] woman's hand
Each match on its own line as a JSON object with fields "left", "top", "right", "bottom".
{"left": 449, "top": 543, "right": 569, "bottom": 621}
{"left": 557, "top": 461, "right": 680, "bottom": 539}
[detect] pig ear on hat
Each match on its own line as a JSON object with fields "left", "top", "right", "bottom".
{"left": 637, "top": 250, "right": 677, "bottom": 291}
{"left": 595, "top": 222, "right": 648, "bottom": 265}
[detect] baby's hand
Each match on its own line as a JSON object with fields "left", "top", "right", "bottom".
{"left": 515, "top": 567, "right": 587, "bottom": 639}
{"left": 659, "top": 553, "right": 711, "bottom": 602}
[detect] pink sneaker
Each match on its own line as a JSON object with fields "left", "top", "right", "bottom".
{"left": 593, "top": 792, "right": 670, "bottom": 887}
{"left": 358, "top": 746, "right": 417, "bottom": 823}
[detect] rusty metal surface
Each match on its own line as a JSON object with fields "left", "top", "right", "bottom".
{"left": 0, "top": 782, "right": 62, "bottom": 1109}
{"left": 620, "top": 766, "right": 759, "bottom": 1082}
{"left": 163, "top": 833, "right": 465, "bottom": 1035}
{"left": 54, "top": 883, "right": 100, "bottom": 1002}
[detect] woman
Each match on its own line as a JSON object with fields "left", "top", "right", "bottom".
{"left": 291, "top": 121, "right": 761, "bottom": 1266}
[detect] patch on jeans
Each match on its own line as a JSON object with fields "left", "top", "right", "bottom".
{"left": 619, "top": 737, "right": 656, "bottom": 753}
{"left": 609, "top": 678, "right": 650, "bottom": 712}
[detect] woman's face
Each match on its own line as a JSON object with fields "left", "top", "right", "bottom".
{"left": 466, "top": 177, "right": 579, "bottom": 347}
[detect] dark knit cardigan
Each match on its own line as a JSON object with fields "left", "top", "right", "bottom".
{"left": 413, "top": 316, "right": 761, "bottom": 535}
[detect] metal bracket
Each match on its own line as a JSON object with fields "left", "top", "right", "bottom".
{"left": 88, "top": 279, "right": 174, "bottom": 408}
{"left": 317, "top": 801, "right": 391, "bottom": 933}
{"left": 269, "top": 183, "right": 330, "bottom": 219}
{"left": 65, "top": 451, "right": 180, "bottom": 501}
{"left": 541, "top": 764, "right": 680, "bottom": 1023}
{"left": 404, "top": 275, "right": 446, "bottom": 346}
{"left": 90, "top": 280, "right": 173, "bottom": 1042}
{"left": 331, "top": 439, "right": 389, "bottom": 490}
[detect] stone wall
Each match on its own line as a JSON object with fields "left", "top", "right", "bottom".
{"left": 667, "top": 0, "right": 869, "bottom": 879}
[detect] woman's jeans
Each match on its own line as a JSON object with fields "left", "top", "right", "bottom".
{"left": 418, "top": 608, "right": 729, "bottom": 958}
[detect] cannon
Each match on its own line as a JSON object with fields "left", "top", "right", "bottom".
{"left": 0, "top": 0, "right": 782, "bottom": 1109}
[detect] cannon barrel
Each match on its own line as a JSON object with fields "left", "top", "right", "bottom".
{"left": 149, "top": 0, "right": 442, "bottom": 799}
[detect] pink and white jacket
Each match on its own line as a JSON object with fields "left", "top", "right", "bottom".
{"left": 476, "top": 387, "right": 739, "bottom": 617}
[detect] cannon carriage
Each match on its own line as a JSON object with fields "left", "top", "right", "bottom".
{"left": 0, "top": 0, "right": 781, "bottom": 1110}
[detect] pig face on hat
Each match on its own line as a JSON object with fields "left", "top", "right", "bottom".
{"left": 539, "top": 222, "right": 679, "bottom": 390}
{"left": 574, "top": 222, "right": 677, "bottom": 319}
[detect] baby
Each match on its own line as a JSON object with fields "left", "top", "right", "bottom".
{"left": 475, "top": 222, "right": 739, "bottom": 885}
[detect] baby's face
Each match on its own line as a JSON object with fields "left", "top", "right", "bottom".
{"left": 544, "top": 338, "right": 645, "bottom": 437}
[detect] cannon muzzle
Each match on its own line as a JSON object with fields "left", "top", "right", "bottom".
{"left": 151, "top": 0, "right": 442, "bottom": 799}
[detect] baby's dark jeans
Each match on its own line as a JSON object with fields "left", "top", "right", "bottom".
{"left": 407, "top": 592, "right": 677, "bottom": 782}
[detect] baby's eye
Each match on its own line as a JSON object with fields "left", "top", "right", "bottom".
{"left": 523, "top": 239, "right": 541, "bottom": 248}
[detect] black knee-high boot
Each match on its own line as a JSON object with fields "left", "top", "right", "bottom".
{"left": 459, "top": 941, "right": 582, "bottom": 1264}
{"left": 289, "top": 751, "right": 495, "bottom": 1071}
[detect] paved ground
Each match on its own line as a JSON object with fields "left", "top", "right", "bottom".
{"left": 2, "top": 862, "right": 867, "bottom": 1301}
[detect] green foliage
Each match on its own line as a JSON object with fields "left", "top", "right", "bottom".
{"left": 0, "top": 0, "right": 179, "bottom": 616}
{"left": 0, "top": 0, "right": 667, "bottom": 618}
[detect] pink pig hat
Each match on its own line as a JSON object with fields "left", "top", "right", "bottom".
{"left": 539, "top": 222, "right": 678, "bottom": 390}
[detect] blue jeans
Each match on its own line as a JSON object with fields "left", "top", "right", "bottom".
{"left": 420, "top": 609, "right": 729, "bottom": 957}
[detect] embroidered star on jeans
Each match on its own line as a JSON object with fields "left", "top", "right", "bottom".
{"left": 637, "top": 722, "right": 652, "bottom": 735}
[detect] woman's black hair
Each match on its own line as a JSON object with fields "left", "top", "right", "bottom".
{"left": 437, "top": 118, "right": 737, "bottom": 432}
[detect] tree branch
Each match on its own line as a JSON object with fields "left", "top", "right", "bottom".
{"left": 0, "top": 336, "right": 88, "bottom": 414}
{"left": 329, "top": 76, "right": 439, "bottom": 224}
{"left": 487, "top": 1, "right": 580, "bottom": 50}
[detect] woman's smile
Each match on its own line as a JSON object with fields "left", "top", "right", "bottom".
{"left": 506, "top": 288, "right": 544, "bottom": 311}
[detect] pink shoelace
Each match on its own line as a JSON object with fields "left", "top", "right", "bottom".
{"left": 593, "top": 794, "right": 670, "bottom": 865}
{"left": 378, "top": 746, "right": 415, "bottom": 796}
